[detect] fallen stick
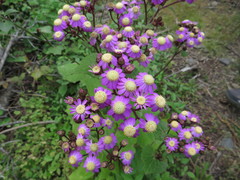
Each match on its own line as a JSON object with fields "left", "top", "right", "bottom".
{"left": 0, "top": 121, "right": 56, "bottom": 135}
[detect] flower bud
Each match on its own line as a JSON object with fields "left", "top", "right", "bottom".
{"left": 78, "top": 88, "right": 87, "bottom": 100}
{"left": 120, "top": 139, "right": 128, "bottom": 147}
{"left": 98, "top": 129, "right": 105, "bottom": 135}
{"left": 113, "top": 145, "right": 119, "bottom": 150}
{"left": 86, "top": 119, "right": 94, "bottom": 128}
{"left": 70, "top": 141, "right": 77, "bottom": 148}
{"left": 112, "top": 150, "right": 119, "bottom": 156}
{"left": 112, "top": 156, "right": 118, "bottom": 161}
{"left": 101, "top": 161, "right": 108, "bottom": 168}
{"left": 179, "top": 147, "right": 185, "bottom": 153}
{"left": 108, "top": 163, "right": 115, "bottom": 170}
{"left": 117, "top": 57, "right": 125, "bottom": 65}
{"left": 57, "top": 130, "right": 65, "bottom": 137}
{"left": 96, "top": 53, "right": 103, "bottom": 63}
{"left": 68, "top": 132, "right": 76, "bottom": 141}
{"left": 124, "top": 64, "right": 135, "bottom": 74}
{"left": 74, "top": 118, "right": 83, "bottom": 124}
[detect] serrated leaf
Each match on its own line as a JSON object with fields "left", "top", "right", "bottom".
{"left": 0, "top": 21, "right": 13, "bottom": 33}
{"left": 57, "top": 63, "right": 82, "bottom": 83}
{"left": 5, "top": 9, "right": 18, "bottom": 15}
{"left": 69, "top": 166, "right": 93, "bottom": 180}
{"left": 45, "top": 45, "right": 64, "bottom": 55}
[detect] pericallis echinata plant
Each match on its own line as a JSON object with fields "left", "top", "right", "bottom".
{"left": 53, "top": 0, "right": 215, "bottom": 176}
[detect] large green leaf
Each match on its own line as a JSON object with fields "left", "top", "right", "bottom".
{"left": 69, "top": 166, "right": 94, "bottom": 180}
{"left": 57, "top": 63, "right": 82, "bottom": 83}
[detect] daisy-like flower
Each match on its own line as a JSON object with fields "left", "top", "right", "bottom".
{"left": 119, "top": 118, "right": 139, "bottom": 137}
{"left": 176, "top": 27, "right": 188, "bottom": 35}
{"left": 101, "top": 118, "right": 113, "bottom": 129}
{"left": 64, "top": 96, "right": 74, "bottom": 105}
{"left": 151, "top": 0, "right": 164, "bottom": 5}
{"left": 128, "top": 5, "right": 141, "bottom": 19}
{"left": 114, "top": 2, "right": 126, "bottom": 14}
{"left": 122, "top": 26, "right": 134, "bottom": 38}
{"left": 78, "top": 124, "right": 90, "bottom": 137}
{"left": 138, "top": 34, "right": 148, "bottom": 46}
{"left": 114, "top": 41, "right": 129, "bottom": 53}
{"left": 61, "top": 142, "right": 70, "bottom": 152}
{"left": 186, "top": 37, "right": 195, "bottom": 48}
{"left": 85, "top": 140, "right": 104, "bottom": 156}
{"left": 112, "top": 54, "right": 130, "bottom": 67}
{"left": 83, "top": 156, "right": 101, "bottom": 172}
{"left": 53, "top": 18, "right": 67, "bottom": 31}
{"left": 177, "top": 33, "right": 188, "bottom": 42}
{"left": 126, "top": 45, "right": 142, "bottom": 58}
{"left": 89, "top": 64, "right": 101, "bottom": 75}
{"left": 179, "top": 128, "right": 193, "bottom": 143}
{"left": 191, "top": 126, "right": 203, "bottom": 138}
{"left": 193, "top": 141, "right": 205, "bottom": 152}
{"left": 137, "top": 54, "right": 151, "bottom": 67}
{"left": 70, "top": 99, "right": 91, "bottom": 120}
{"left": 95, "top": 25, "right": 112, "bottom": 39}
{"left": 90, "top": 32, "right": 98, "bottom": 46}
{"left": 76, "top": 134, "right": 87, "bottom": 150}
{"left": 101, "top": 68, "right": 125, "bottom": 90}
{"left": 149, "top": 93, "right": 166, "bottom": 112}
{"left": 194, "top": 35, "right": 203, "bottom": 46}
{"left": 139, "top": 113, "right": 159, "bottom": 132}
{"left": 188, "top": 113, "right": 200, "bottom": 123}
{"left": 166, "top": 35, "right": 174, "bottom": 49}
{"left": 100, "top": 133, "right": 117, "bottom": 150}
{"left": 178, "top": 110, "right": 191, "bottom": 121}
{"left": 70, "top": 14, "right": 84, "bottom": 27}
{"left": 145, "top": 29, "right": 156, "bottom": 39}
{"left": 98, "top": 53, "right": 117, "bottom": 69}
{"left": 104, "top": 35, "right": 118, "bottom": 51}
{"left": 90, "top": 102, "right": 99, "bottom": 111}
{"left": 82, "top": 21, "right": 93, "bottom": 32}
{"left": 90, "top": 114, "right": 102, "bottom": 127}
{"left": 123, "top": 165, "right": 133, "bottom": 174}
{"left": 184, "top": 143, "right": 198, "bottom": 157}
{"left": 119, "top": 14, "right": 133, "bottom": 27}
{"left": 53, "top": 31, "right": 65, "bottom": 41}
{"left": 108, "top": 96, "right": 132, "bottom": 121}
{"left": 68, "top": 150, "right": 83, "bottom": 167}
{"left": 153, "top": 36, "right": 170, "bottom": 51}
{"left": 169, "top": 120, "right": 182, "bottom": 132}
{"left": 120, "top": 150, "right": 134, "bottom": 165}
{"left": 117, "top": 78, "right": 137, "bottom": 97}
{"left": 136, "top": 72, "right": 157, "bottom": 93}
{"left": 165, "top": 137, "right": 179, "bottom": 152}
{"left": 131, "top": 91, "right": 150, "bottom": 109}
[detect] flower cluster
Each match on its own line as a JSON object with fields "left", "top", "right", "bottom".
{"left": 165, "top": 111, "right": 215, "bottom": 157}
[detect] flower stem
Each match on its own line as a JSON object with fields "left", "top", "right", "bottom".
{"left": 157, "top": 128, "right": 170, "bottom": 152}
{"left": 143, "top": 0, "right": 148, "bottom": 25}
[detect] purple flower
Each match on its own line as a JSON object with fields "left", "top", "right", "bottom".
{"left": 165, "top": 137, "right": 179, "bottom": 152}
{"left": 101, "top": 118, "right": 113, "bottom": 129}
{"left": 131, "top": 91, "right": 150, "bottom": 109}
{"left": 76, "top": 134, "right": 87, "bottom": 150}
{"left": 119, "top": 118, "right": 139, "bottom": 137}
{"left": 53, "top": 31, "right": 65, "bottom": 41}
{"left": 128, "top": 6, "right": 141, "bottom": 19}
{"left": 123, "top": 165, "right": 133, "bottom": 174}
{"left": 82, "top": 21, "right": 93, "bottom": 32}
{"left": 104, "top": 35, "right": 118, "bottom": 51}
{"left": 112, "top": 54, "right": 130, "bottom": 67}
{"left": 122, "top": 26, "right": 134, "bottom": 38}
{"left": 193, "top": 141, "right": 205, "bottom": 152}
{"left": 78, "top": 124, "right": 90, "bottom": 137}
{"left": 98, "top": 53, "right": 117, "bottom": 69}
{"left": 179, "top": 128, "right": 193, "bottom": 143}
{"left": 138, "top": 34, "right": 149, "bottom": 46}
{"left": 83, "top": 156, "right": 101, "bottom": 172}
{"left": 126, "top": 45, "right": 142, "bottom": 58}
{"left": 169, "top": 120, "right": 182, "bottom": 132}
{"left": 114, "top": 2, "right": 126, "bottom": 14}
{"left": 120, "top": 150, "right": 134, "bottom": 165}
{"left": 90, "top": 32, "right": 98, "bottom": 45}
{"left": 137, "top": 54, "right": 151, "bottom": 67}
{"left": 89, "top": 64, "right": 101, "bottom": 75}
{"left": 61, "top": 142, "right": 70, "bottom": 152}
{"left": 185, "top": 0, "right": 196, "bottom": 4}
{"left": 153, "top": 36, "right": 170, "bottom": 51}
{"left": 117, "top": 78, "right": 137, "bottom": 97}
{"left": 64, "top": 96, "right": 74, "bottom": 105}
{"left": 135, "top": 72, "right": 157, "bottom": 93}
{"left": 95, "top": 25, "right": 112, "bottom": 38}
{"left": 139, "top": 113, "right": 159, "bottom": 132}
{"left": 184, "top": 143, "right": 198, "bottom": 157}
{"left": 85, "top": 140, "right": 104, "bottom": 156}
{"left": 119, "top": 14, "right": 133, "bottom": 27}
{"left": 113, "top": 41, "right": 129, "bottom": 54}
{"left": 151, "top": 0, "right": 164, "bottom": 5}
{"left": 68, "top": 150, "right": 83, "bottom": 167}
{"left": 178, "top": 110, "right": 191, "bottom": 121}
{"left": 70, "top": 14, "right": 85, "bottom": 27}
{"left": 186, "top": 37, "right": 195, "bottom": 48}
{"left": 100, "top": 133, "right": 117, "bottom": 150}
{"left": 90, "top": 114, "right": 102, "bottom": 127}
{"left": 188, "top": 114, "right": 200, "bottom": 123}
{"left": 191, "top": 126, "right": 203, "bottom": 138}
{"left": 53, "top": 18, "right": 67, "bottom": 31}
{"left": 101, "top": 68, "right": 125, "bottom": 90}
{"left": 108, "top": 96, "right": 132, "bottom": 121}
{"left": 177, "top": 33, "right": 188, "bottom": 42}
{"left": 176, "top": 27, "right": 188, "bottom": 35}
{"left": 90, "top": 102, "right": 99, "bottom": 111}
{"left": 149, "top": 93, "right": 166, "bottom": 112}
{"left": 70, "top": 99, "right": 91, "bottom": 120}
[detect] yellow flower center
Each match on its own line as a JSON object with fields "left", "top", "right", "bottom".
{"left": 72, "top": 14, "right": 81, "bottom": 21}
{"left": 116, "top": 2, "right": 123, "bottom": 9}
{"left": 171, "top": 121, "right": 179, "bottom": 128}
{"left": 105, "top": 35, "right": 113, "bottom": 42}
{"left": 113, "top": 101, "right": 126, "bottom": 114}
{"left": 195, "top": 143, "right": 201, "bottom": 149}
{"left": 124, "top": 125, "right": 136, "bottom": 137}
{"left": 63, "top": 4, "right": 70, "bottom": 11}
{"left": 132, "top": 6, "right": 139, "bottom": 13}
{"left": 54, "top": 32, "right": 62, "bottom": 38}
{"left": 68, "top": 8, "right": 76, "bottom": 14}
{"left": 188, "top": 148, "right": 196, "bottom": 156}
{"left": 125, "top": 81, "right": 137, "bottom": 92}
{"left": 157, "top": 37, "right": 166, "bottom": 45}
{"left": 189, "top": 32, "right": 195, "bottom": 37}
{"left": 181, "top": 111, "right": 188, "bottom": 116}
{"left": 122, "top": 18, "right": 130, "bottom": 25}
{"left": 124, "top": 26, "right": 132, "bottom": 32}
{"left": 54, "top": 19, "right": 62, "bottom": 26}
{"left": 90, "top": 143, "right": 98, "bottom": 152}
{"left": 69, "top": 156, "right": 77, "bottom": 164}
{"left": 58, "top": 9, "right": 63, "bottom": 15}
{"left": 143, "top": 74, "right": 154, "bottom": 85}
{"left": 118, "top": 42, "right": 127, "bottom": 48}
{"left": 102, "top": 27, "right": 110, "bottom": 34}
{"left": 167, "top": 35, "right": 174, "bottom": 42}
{"left": 92, "top": 115, "right": 101, "bottom": 123}
{"left": 86, "top": 162, "right": 95, "bottom": 171}
{"left": 155, "top": 95, "right": 166, "bottom": 108}
{"left": 78, "top": 128, "right": 86, "bottom": 135}
{"left": 92, "top": 65, "right": 101, "bottom": 73}
{"left": 124, "top": 152, "right": 132, "bottom": 160}
{"left": 189, "top": 40, "right": 194, "bottom": 45}
{"left": 195, "top": 126, "right": 203, "bottom": 134}
{"left": 105, "top": 119, "right": 112, "bottom": 126}
{"left": 179, "top": 27, "right": 185, "bottom": 31}
{"left": 80, "top": 0, "right": 87, "bottom": 7}
{"left": 94, "top": 91, "right": 107, "bottom": 104}
{"left": 102, "top": 53, "right": 113, "bottom": 63}
{"left": 62, "top": 16, "right": 69, "bottom": 21}
{"left": 91, "top": 103, "right": 99, "bottom": 111}
{"left": 104, "top": 136, "right": 113, "bottom": 144}
{"left": 150, "top": 47, "right": 157, "bottom": 54}
{"left": 84, "top": 21, "right": 91, "bottom": 28}
{"left": 184, "top": 131, "right": 192, "bottom": 139}
{"left": 198, "top": 37, "right": 203, "bottom": 42}
{"left": 90, "top": 32, "right": 98, "bottom": 38}
{"left": 146, "top": 29, "right": 154, "bottom": 36}
{"left": 145, "top": 121, "right": 157, "bottom": 132}
{"left": 131, "top": 45, "right": 140, "bottom": 53}
{"left": 168, "top": 140, "right": 175, "bottom": 147}
{"left": 139, "top": 54, "right": 147, "bottom": 62}
{"left": 136, "top": 96, "right": 146, "bottom": 105}
{"left": 76, "top": 105, "right": 85, "bottom": 114}
{"left": 106, "top": 70, "right": 119, "bottom": 81}
{"left": 140, "top": 37, "right": 148, "bottom": 44}
{"left": 191, "top": 117, "right": 197, "bottom": 122}
{"left": 76, "top": 138, "right": 84, "bottom": 147}
{"left": 201, "top": 32, "right": 205, "bottom": 37}
{"left": 179, "top": 34, "right": 184, "bottom": 39}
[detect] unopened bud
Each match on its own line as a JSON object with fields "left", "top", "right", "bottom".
{"left": 120, "top": 139, "right": 128, "bottom": 147}
{"left": 112, "top": 150, "right": 119, "bottom": 156}
{"left": 70, "top": 141, "right": 77, "bottom": 148}
{"left": 179, "top": 147, "right": 185, "bottom": 153}
{"left": 78, "top": 88, "right": 87, "bottom": 100}
{"left": 74, "top": 118, "right": 83, "bottom": 123}
{"left": 57, "top": 130, "right": 65, "bottom": 137}
{"left": 179, "top": 119, "right": 185, "bottom": 125}
{"left": 106, "top": 153, "right": 112, "bottom": 160}
{"left": 86, "top": 119, "right": 94, "bottom": 128}
{"left": 108, "top": 163, "right": 115, "bottom": 170}
{"left": 117, "top": 57, "right": 125, "bottom": 65}
{"left": 124, "top": 64, "right": 135, "bottom": 74}
{"left": 171, "top": 113, "right": 178, "bottom": 120}
{"left": 113, "top": 145, "right": 119, "bottom": 150}
{"left": 98, "top": 129, "right": 105, "bottom": 135}
{"left": 68, "top": 132, "right": 76, "bottom": 141}
{"left": 101, "top": 161, "right": 108, "bottom": 168}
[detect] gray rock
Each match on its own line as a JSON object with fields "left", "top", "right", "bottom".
{"left": 211, "top": 1, "right": 218, "bottom": 7}
{"left": 186, "top": 58, "right": 198, "bottom": 66}
{"left": 219, "top": 137, "right": 235, "bottom": 149}
{"left": 218, "top": 58, "right": 232, "bottom": 65}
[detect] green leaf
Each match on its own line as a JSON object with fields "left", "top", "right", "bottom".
{"left": 0, "top": 21, "right": 13, "bottom": 33}
{"left": 69, "top": 166, "right": 94, "bottom": 180}
{"left": 39, "top": 26, "right": 52, "bottom": 34}
{"left": 137, "top": 131, "right": 155, "bottom": 148}
{"left": 57, "top": 63, "right": 82, "bottom": 83}
{"left": 181, "top": 51, "right": 188, "bottom": 57}
{"left": 187, "top": 172, "right": 196, "bottom": 179}
{"left": 45, "top": 45, "right": 64, "bottom": 55}
{"left": 58, "top": 85, "right": 67, "bottom": 97}
{"left": 4, "top": 9, "right": 18, "bottom": 15}
{"left": 7, "top": 55, "right": 28, "bottom": 62}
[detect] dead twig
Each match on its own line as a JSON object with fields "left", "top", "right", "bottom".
{"left": 0, "top": 121, "right": 25, "bottom": 128}
{"left": 0, "top": 121, "right": 56, "bottom": 135}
